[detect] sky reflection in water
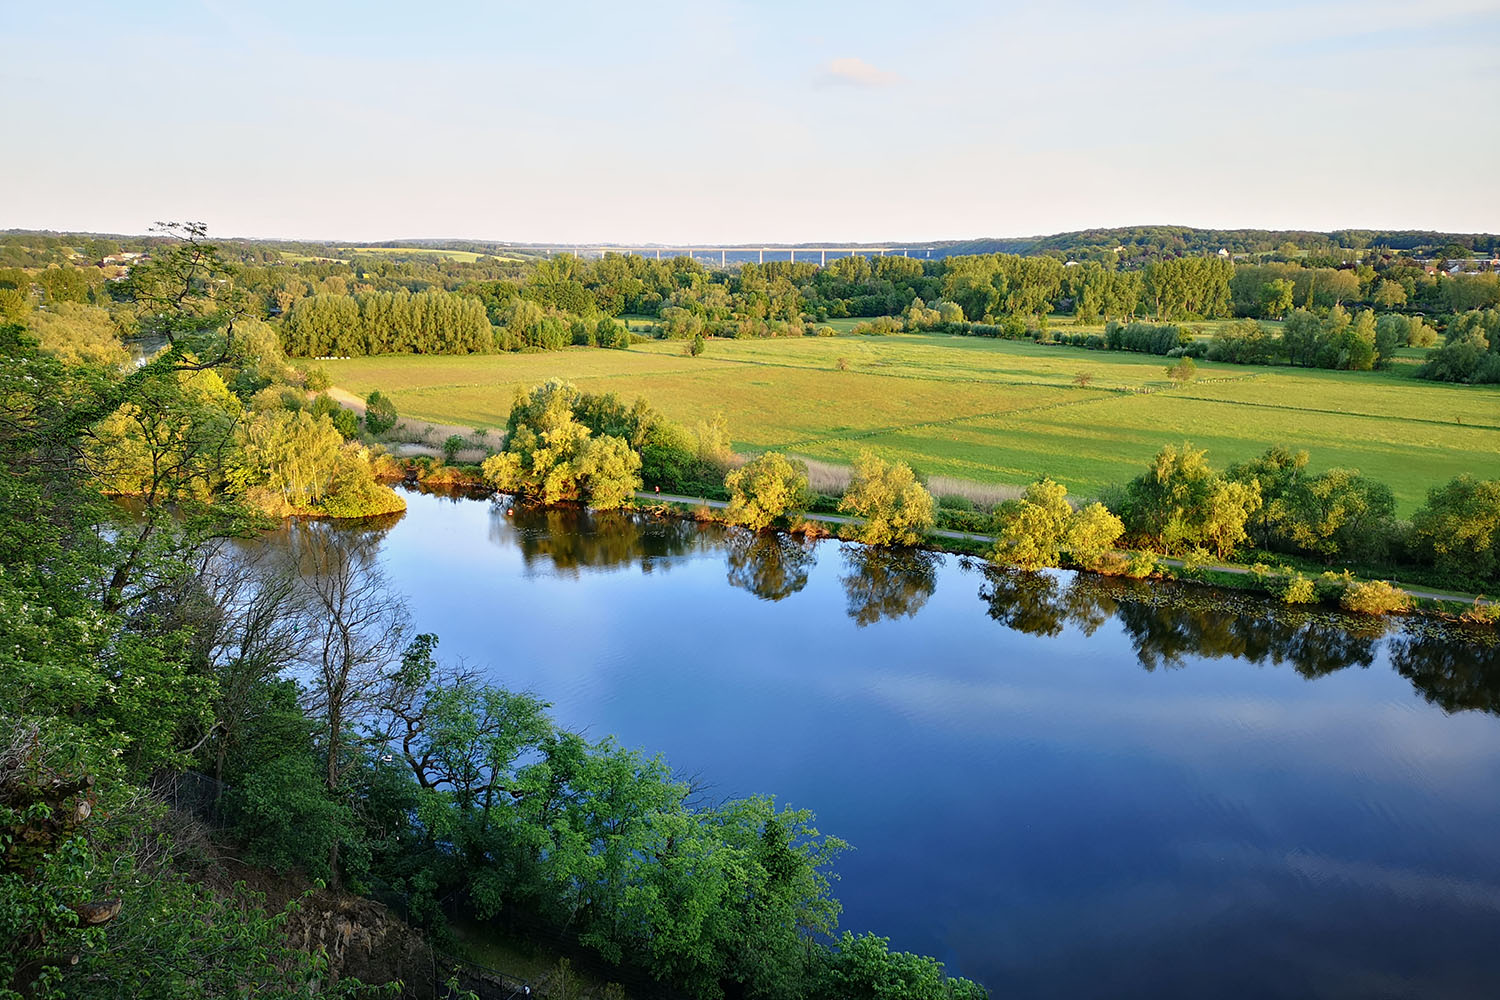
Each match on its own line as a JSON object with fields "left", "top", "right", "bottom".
{"left": 342, "top": 491, "right": 1500, "bottom": 999}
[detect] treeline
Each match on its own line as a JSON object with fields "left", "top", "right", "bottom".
{"left": 1043, "top": 308, "right": 1450, "bottom": 373}
{"left": 281, "top": 288, "right": 492, "bottom": 356}
{"left": 930, "top": 226, "right": 1500, "bottom": 261}
{"left": 10, "top": 229, "right": 1500, "bottom": 365}
{"left": 1004, "top": 442, "right": 1500, "bottom": 596}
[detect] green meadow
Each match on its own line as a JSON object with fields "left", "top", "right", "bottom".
{"left": 326, "top": 333, "right": 1500, "bottom": 514}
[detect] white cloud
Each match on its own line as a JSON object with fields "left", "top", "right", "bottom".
{"left": 822, "top": 56, "right": 901, "bottom": 87}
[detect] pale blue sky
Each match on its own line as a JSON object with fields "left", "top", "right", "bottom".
{"left": 3, "top": 0, "right": 1498, "bottom": 242}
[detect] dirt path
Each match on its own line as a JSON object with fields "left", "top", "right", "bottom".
{"left": 327, "top": 386, "right": 499, "bottom": 461}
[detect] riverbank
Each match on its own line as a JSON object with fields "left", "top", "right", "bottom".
{"left": 372, "top": 456, "right": 1495, "bottom": 626}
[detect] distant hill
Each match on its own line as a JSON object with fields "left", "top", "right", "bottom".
{"left": 900, "top": 226, "right": 1500, "bottom": 260}
{"left": 5, "top": 226, "right": 1498, "bottom": 266}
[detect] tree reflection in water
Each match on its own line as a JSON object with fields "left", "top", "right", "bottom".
{"left": 1390, "top": 627, "right": 1500, "bottom": 715}
{"left": 724, "top": 529, "right": 817, "bottom": 602}
{"left": 976, "top": 564, "right": 1387, "bottom": 672}
{"left": 974, "top": 563, "right": 1500, "bottom": 717}
{"left": 488, "top": 500, "right": 710, "bottom": 576}
{"left": 839, "top": 544, "right": 940, "bottom": 627}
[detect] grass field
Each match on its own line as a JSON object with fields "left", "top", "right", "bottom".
{"left": 334, "top": 246, "right": 525, "bottom": 263}
{"left": 324, "top": 334, "right": 1500, "bottom": 514}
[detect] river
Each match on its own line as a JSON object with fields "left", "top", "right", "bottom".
{"left": 293, "top": 488, "right": 1500, "bottom": 998}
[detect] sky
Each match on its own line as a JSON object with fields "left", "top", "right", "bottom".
{"left": 3, "top": 0, "right": 1499, "bottom": 243}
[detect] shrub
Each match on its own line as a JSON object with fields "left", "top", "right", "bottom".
{"left": 303, "top": 365, "right": 332, "bottom": 392}
{"left": 443, "top": 434, "right": 465, "bottom": 462}
{"left": 1278, "top": 572, "right": 1317, "bottom": 604}
{"left": 1340, "top": 579, "right": 1412, "bottom": 616}
{"left": 1314, "top": 570, "right": 1354, "bottom": 603}
{"left": 1165, "top": 356, "right": 1197, "bottom": 382}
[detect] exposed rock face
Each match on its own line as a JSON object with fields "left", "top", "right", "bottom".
{"left": 282, "top": 891, "right": 438, "bottom": 999}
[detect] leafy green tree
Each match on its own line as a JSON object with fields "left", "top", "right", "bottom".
{"left": 837, "top": 451, "right": 935, "bottom": 545}
{"left": 1372, "top": 279, "right": 1407, "bottom": 308}
{"left": 1066, "top": 501, "right": 1126, "bottom": 570}
{"left": 1117, "top": 443, "right": 1260, "bottom": 557}
{"left": 1206, "top": 319, "right": 1278, "bottom": 365}
{"left": 992, "top": 478, "right": 1073, "bottom": 568}
{"left": 303, "top": 366, "right": 332, "bottom": 392}
{"left": 818, "top": 932, "right": 988, "bottom": 1000}
{"left": 1287, "top": 468, "right": 1397, "bottom": 562}
{"left": 363, "top": 390, "right": 398, "bottom": 435}
{"left": 724, "top": 452, "right": 810, "bottom": 530}
{"left": 28, "top": 302, "right": 128, "bottom": 368}
{"left": 575, "top": 433, "right": 643, "bottom": 509}
{"left": 993, "top": 479, "right": 1124, "bottom": 569}
{"left": 1228, "top": 446, "right": 1310, "bottom": 549}
{"left": 1259, "top": 278, "right": 1295, "bottom": 319}
{"left": 482, "top": 380, "right": 642, "bottom": 507}
{"left": 1410, "top": 476, "right": 1500, "bottom": 582}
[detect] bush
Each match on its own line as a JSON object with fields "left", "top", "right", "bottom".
{"left": 1278, "top": 572, "right": 1317, "bottom": 604}
{"left": 443, "top": 434, "right": 465, "bottom": 462}
{"left": 1340, "top": 579, "right": 1412, "bottom": 616}
{"left": 1314, "top": 570, "right": 1354, "bottom": 603}
{"left": 303, "top": 365, "right": 332, "bottom": 392}
{"left": 1165, "top": 356, "right": 1197, "bottom": 382}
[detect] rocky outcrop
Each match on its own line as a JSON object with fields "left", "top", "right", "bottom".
{"left": 282, "top": 890, "right": 439, "bottom": 998}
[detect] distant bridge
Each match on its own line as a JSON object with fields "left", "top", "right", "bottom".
{"left": 504, "top": 245, "right": 938, "bottom": 266}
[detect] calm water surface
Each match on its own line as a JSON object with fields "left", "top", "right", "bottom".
{"left": 330, "top": 490, "right": 1500, "bottom": 998}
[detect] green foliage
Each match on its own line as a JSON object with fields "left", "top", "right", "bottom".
{"left": 1206, "top": 318, "right": 1278, "bottom": 364}
{"left": 1410, "top": 475, "right": 1500, "bottom": 583}
{"left": 304, "top": 365, "right": 333, "bottom": 392}
{"left": 363, "top": 391, "right": 398, "bottom": 435}
{"left": 1116, "top": 443, "right": 1260, "bottom": 558}
{"left": 481, "top": 381, "right": 642, "bottom": 508}
{"left": 309, "top": 392, "right": 359, "bottom": 438}
{"left": 1165, "top": 355, "right": 1197, "bottom": 382}
{"left": 28, "top": 302, "right": 128, "bottom": 368}
{"left": 1340, "top": 579, "right": 1412, "bottom": 616}
{"left": 992, "top": 478, "right": 1074, "bottom": 569}
{"left": 837, "top": 451, "right": 935, "bottom": 546}
{"left": 725, "top": 452, "right": 811, "bottom": 530}
{"left": 1104, "top": 320, "right": 1190, "bottom": 355}
{"left": 282, "top": 288, "right": 492, "bottom": 357}
{"left": 1278, "top": 572, "right": 1318, "bottom": 604}
{"left": 817, "top": 932, "right": 988, "bottom": 1000}
{"left": 442, "top": 434, "right": 465, "bottom": 461}
{"left": 992, "top": 479, "right": 1124, "bottom": 570}
{"left": 235, "top": 409, "right": 403, "bottom": 517}
{"left": 1417, "top": 309, "right": 1500, "bottom": 385}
